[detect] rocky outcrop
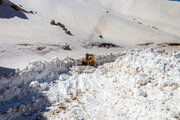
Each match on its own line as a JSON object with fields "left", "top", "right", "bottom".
{"left": 0, "top": 0, "right": 3, "bottom": 4}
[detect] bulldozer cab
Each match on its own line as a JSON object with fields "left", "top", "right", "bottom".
{"left": 81, "top": 53, "right": 97, "bottom": 67}
{"left": 86, "top": 54, "right": 93, "bottom": 60}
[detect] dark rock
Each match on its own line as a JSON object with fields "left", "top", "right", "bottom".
{"left": 63, "top": 45, "right": 71, "bottom": 50}
{"left": 29, "top": 11, "right": 34, "bottom": 14}
{"left": 99, "top": 35, "right": 103, "bottom": 39}
{"left": 63, "top": 28, "right": 67, "bottom": 31}
{"left": 57, "top": 22, "right": 65, "bottom": 28}
{"left": 137, "top": 42, "right": 154, "bottom": 46}
{"left": 50, "top": 20, "right": 56, "bottom": 25}
{"left": 65, "top": 31, "right": 73, "bottom": 36}
{"left": 37, "top": 47, "right": 46, "bottom": 51}
{"left": 11, "top": 5, "right": 20, "bottom": 11}
{"left": 0, "top": 0, "right": 3, "bottom": 4}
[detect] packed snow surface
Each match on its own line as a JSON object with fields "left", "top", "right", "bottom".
{"left": 0, "top": 49, "right": 180, "bottom": 120}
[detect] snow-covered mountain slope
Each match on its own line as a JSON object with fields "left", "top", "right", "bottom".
{"left": 3, "top": 0, "right": 180, "bottom": 44}
{"left": 0, "top": 0, "right": 180, "bottom": 68}
{"left": 0, "top": 49, "right": 179, "bottom": 119}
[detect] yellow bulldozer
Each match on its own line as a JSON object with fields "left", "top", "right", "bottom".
{"left": 81, "top": 53, "right": 97, "bottom": 67}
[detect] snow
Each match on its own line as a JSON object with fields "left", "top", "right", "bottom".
{"left": 0, "top": 49, "right": 180, "bottom": 119}
{"left": 0, "top": 0, "right": 180, "bottom": 119}
{"left": 0, "top": 0, "right": 180, "bottom": 68}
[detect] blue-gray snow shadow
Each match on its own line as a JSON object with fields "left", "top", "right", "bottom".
{"left": 0, "top": 91, "right": 50, "bottom": 120}
{"left": 0, "top": 0, "right": 28, "bottom": 19}
{"left": 0, "top": 62, "right": 70, "bottom": 120}
{"left": 0, "top": 67, "right": 15, "bottom": 77}
{"left": 0, "top": 71, "right": 53, "bottom": 119}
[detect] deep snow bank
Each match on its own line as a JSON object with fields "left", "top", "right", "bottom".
{"left": 104, "top": 49, "right": 180, "bottom": 119}
{"left": 0, "top": 53, "right": 120, "bottom": 119}
{"left": 42, "top": 48, "right": 180, "bottom": 120}
{"left": 0, "top": 48, "right": 180, "bottom": 119}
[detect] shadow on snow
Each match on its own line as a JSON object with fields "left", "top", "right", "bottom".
{"left": 0, "top": 67, "right": 15, "bottom": 78}
{"left": 0, "top": 67, "right": 50, "bottom": 119}
{"left": 0, "top": 0, "right": 28, "bottom": 19}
